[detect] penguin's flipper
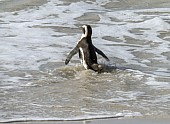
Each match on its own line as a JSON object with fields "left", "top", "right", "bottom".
{"left": 94, "top": 46, "right": 109, "bottom": 61}
{"left": 65, "top": 47, "right": 79, "bottom": 65}
{"left": 78, "top": 50, "right": 82, "bottom": 59}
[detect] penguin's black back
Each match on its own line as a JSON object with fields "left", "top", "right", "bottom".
{"left": 87, "top": 37, "right": 97, "bottom": 63}
{"left": 78, "top": 37, "right": 98, "bottom": 68}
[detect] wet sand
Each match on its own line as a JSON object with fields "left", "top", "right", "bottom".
{"left": 13, "top": 118, "right": 170, "bottom": 124}
{"left": 102, "top": 0, "right": 170, "bottom": 10}
{"left": 1, "top": 0, "right": 170, "bottom": 13}
{"left": 0, "top": 0, "right": 47, "bottom": 12}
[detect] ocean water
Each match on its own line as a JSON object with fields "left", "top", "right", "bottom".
{"left": 0, "top": 0, "right": 170, "bottom": 123}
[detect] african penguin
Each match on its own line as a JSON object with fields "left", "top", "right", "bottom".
{"left": 65, "top": 25, "right": 109, "bottom": 72}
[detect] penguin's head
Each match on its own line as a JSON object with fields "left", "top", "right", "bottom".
{"left": 82, "top": 25, "right": 92, "bottom": 37}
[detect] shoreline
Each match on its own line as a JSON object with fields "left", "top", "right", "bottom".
{"left": 0, "top": 0, "right": 48, "bottom": 12}
{"left": 1, "top": 118, "right": 170, "bottom": 124}
{"left": 1, "top": 115, "right": 170, "bottom": 124}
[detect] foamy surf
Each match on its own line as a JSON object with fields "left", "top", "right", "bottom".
{"left": 1, "top": 113, "right": 141, "bottom": 123}
{"left": 0, "top": 0, "right": 170, "bottom": 122}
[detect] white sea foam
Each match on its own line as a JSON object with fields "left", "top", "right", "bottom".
{"left": 146, "top": 76, "right": 170, "bottom": 89}
{"left": 0, "top": 113, "right": 141, "bottom": 123}
{"left": 0, "top": 0, "right": 170, "bottom": 121}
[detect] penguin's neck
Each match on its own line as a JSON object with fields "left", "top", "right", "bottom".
{"left": 81, "top": 33, "right": 92, "bottom": 42}
{"left": 87, "top": 36, "right": 92, "bottom": 44}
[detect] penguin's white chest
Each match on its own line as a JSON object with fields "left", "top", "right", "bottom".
{"left": 79, "top": 47, "right": 88, "bottom": 69}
